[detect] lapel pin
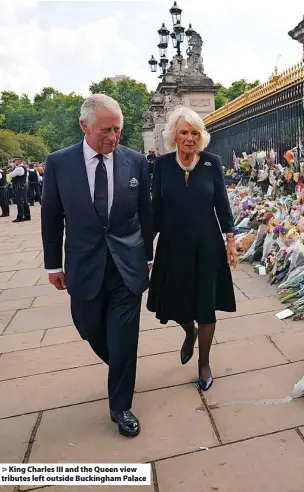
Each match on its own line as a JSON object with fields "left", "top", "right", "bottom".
{"left": 204, "top": 161, "right": 212, "bottom": 167}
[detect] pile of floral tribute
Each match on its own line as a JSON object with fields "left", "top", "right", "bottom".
{"left": 227, "top": 145, "right": 304, "bottom": 321}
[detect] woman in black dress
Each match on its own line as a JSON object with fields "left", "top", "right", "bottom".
{"left": 147, "top": 106, "right": 237, "bottom": 391}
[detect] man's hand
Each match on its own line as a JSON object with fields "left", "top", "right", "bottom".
{"left": 148, "top": 263, "right": 153, "bottom": 272}
{"left": 48, "top": 272, "right": 67, "bottom": 290}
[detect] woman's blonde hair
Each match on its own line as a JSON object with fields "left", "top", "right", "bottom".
{"left": 163, "top": 106, "right": 210, "bottom": 152}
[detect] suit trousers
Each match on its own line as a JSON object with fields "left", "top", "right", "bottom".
{"left": 0, "top": 187, "right": 9, "bottom": 216}
{"left": 15, "top": 186, "right": 31, "bottom": 220}
{"left": 70, "top": 251, "right": 142, "bottom": 412}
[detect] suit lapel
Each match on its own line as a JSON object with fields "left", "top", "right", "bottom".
{"left": 109, "top": 145, "right": 131, "bottom": 223}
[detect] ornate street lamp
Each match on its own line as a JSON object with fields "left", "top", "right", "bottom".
{"left": 158, "top": 23, "right": 170, "bottom": 44}
{"left": 169, "top": 1, "right": 182, "bottom": 26}
{"left": 159, "top": 54, "right": 169, "bottom": 75}
{"left": 185, "top": 24, "right": 195, "bottom": 44}
{"left": 158, "top": 42, "right": 168, "bottom": 57}
{"left": 148, "top": 55, "right": 158, "bottom": 72}
{"left": 148, "top": 3, "right": 193, "bottom": 76}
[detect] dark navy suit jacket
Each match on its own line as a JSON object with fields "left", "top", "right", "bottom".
{"left": 41, "top": 141, "right": 153, "bottom": 300}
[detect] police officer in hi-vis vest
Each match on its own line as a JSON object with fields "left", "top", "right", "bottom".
{"left": 0, "top": 166, "right": 10, "bottom": 217}
{"left": 8, "top": 157, "right": 31, "bottom": 222}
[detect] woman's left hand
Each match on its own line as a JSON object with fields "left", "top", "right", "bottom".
{"left": 227, "top": 241, "right": 238, "bottom": 269}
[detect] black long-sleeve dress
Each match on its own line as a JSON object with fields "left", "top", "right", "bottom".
{"left": 147, "top": 150, "right": 236, "bottom": 325}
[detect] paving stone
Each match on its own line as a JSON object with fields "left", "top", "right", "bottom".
{"left": 0, "top": 259, "right": 44, "bottom": 272}
{"left": 298, "top": 426, "right": 304, "bottom": 438}
{"left": 0, "top": 271, "right": 16, "bottom": 282}
{"left": 0, "top": 311, "right": 15, "bottom": 334}
{"left": 238, "top": 262, "right": 258, "bottom": 277}
{"left": 156, "top": 430, "right": 304, "bottom": 492}
{"left": 209, "top": 336, "right": 288, "bottom": 375}
{"left": 41, "top": 326, "right": 81, "bottom": 346}
{"left": 233, "top": 276, "right": 277, "bottom": 299}
{"left": 231, "top": 269, "right": 250, "bottom": 280}
{"left": 0, "top": 298, "right": 34, "bottom": 312}
{"left": 5, "top": 304, "right": 73, "bottom": 333}
{"left": 29, "top": 386, "right": 218, "bottom": 463}
{"left": 32, "top": 293, "right": 69, "bottom": 308}
{"left": 136, "top": 336, "right": 286, "bottom": 393}
{"left": 0, "top": 269, "right": 44, "bottom": 289}
{"left": 35, "top": 276, "right": 49, "bottom": 285}
{"left": 0, "top": 252, "right": 40, "bottom": 267}
{"left": 0, "top": 243, "right": 22, "bottom": 252}
{"left": 0, "top": 413, "right": 37, "bottom": 462}
{"left": 136, "top": 350, "right": 198, "bottom": 392}
{"left": 206, "top": 361, "right": 304, "bottom": 443}
{"left": 0, "top": 341, "right": 100, "bottom": 380}
{"left": 0, "top": 330, "right": 43, "bottom": 354}
{"left": 0, "top": 284, "right": 63, "bottom": 301}
{"left": 217, "top": 296, "right": 283, "bottom": 320}
{"left": 216, "top": 312, "right": 290, "bottom": 343}
{"left": 139, "top": 313, "right": 177, "bottom": 331}
{"left": 0, "top": 365, "right": 108, "bottom": 418}
{"left": 271, "top": 331, "right": 304, "bottom": 362}
{"left": 233, "top": 286, "right": 248, "bottom": 302}
{"left": 138, "top": 325, "right": 197, "bottom": 357}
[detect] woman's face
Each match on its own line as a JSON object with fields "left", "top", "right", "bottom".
{"left": 175, "top": 120, "right": 200, "bottom": 155}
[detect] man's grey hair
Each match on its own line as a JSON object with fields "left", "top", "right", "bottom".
{"left": 163, "top": 106, "right": 210, "bottom": 152}
{"left": 79, "top": 94, "right": 124, "bottom": 127}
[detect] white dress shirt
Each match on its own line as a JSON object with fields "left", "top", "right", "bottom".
{"left": 82, "top": 138, "right": 114, "bottom": 215}
{"left": 9, "top": 166, "right": 25, "bottom": 178}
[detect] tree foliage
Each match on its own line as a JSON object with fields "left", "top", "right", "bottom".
{"left": 215, "top": 79, "right": 260, "bottom": 110}
{"left": 0, "top": 130, "right": 49, "bottom": 166}
{"left": 0, "top": 77, "right": 260, "bottom": 159}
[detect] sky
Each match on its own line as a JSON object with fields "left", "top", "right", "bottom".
{"left": 0, "top": 0, "right": 303, "bottom": 98}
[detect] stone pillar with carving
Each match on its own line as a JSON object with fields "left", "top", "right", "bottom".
{"left": 142, "top": 31, "right": 219, "bottom": 154}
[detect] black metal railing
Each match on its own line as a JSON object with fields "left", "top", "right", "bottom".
{"left": 205, "top": 77, "right": 304, "bottom": 168}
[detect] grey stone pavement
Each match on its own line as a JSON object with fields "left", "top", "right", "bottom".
{"left": 0, "top": 205, "right": 304, "bottom": 492}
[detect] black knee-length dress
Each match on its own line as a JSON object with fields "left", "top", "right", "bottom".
{"left": 147, "top": 150, "right": 236, "bottom": 324}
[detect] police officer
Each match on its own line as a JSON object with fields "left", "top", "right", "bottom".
{"left": 8, "top": 158, "right": 31, "bottom": 222}
{"left": 28, "top": 163, "right": 42, "bottom": 206}
{"left": 0, "top": 167, "right": 10, "bottom": 217}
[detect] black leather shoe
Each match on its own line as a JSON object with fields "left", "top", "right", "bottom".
{"left": 197, "top": 376, "right": 213, "bottom": 391}
{"left": 180, "top": 327, "right": 198, "bottom": 365}
{"left": 110, "top": 410, "right": 140, "bottom": 437}
{"left": 12, "top": 218, "right": 24, "bottom": 223}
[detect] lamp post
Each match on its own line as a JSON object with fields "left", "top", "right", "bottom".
{"left": 148, "top": 2, "right": 196, "bottom": 77}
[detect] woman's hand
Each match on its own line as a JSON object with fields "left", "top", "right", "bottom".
{"left": 227, "top": 240, "right": 238, "bottom": 269}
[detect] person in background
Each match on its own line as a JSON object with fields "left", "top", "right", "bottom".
{"left": 8, "top": 158, "right": 31, "bottom": 222}
{"left": 147, "top": 106, "right": 237, "bottom": 391}
{"left": 147, "top": 150, "right": 156, "bottom": 189}
{"left": 28, "top": 163, "right": 42, "bottom": 206}
{"left": 0, "top": 166, "right": 10, "bottom": 217}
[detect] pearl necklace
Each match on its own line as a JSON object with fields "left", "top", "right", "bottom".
{"left": 176, "top": 152, "right": 200, "bottom": 183}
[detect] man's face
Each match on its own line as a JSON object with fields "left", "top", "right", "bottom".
{"left": 81, "top": 108, "right": 122, "bottom": 154}
{"left": 13, "top": 159, "right": 23, "bottom": 167}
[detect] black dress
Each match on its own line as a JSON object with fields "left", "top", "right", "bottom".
{"left": 147, "top": 150, "right": 236, "bottom": 325}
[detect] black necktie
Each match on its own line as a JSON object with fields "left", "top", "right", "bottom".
{"left": 94, "top": 154, "right": 108, "bottom": 225}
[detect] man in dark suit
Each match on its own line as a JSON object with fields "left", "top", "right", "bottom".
{"left": 41, "top": 94, "right": 153, "bottom": 437}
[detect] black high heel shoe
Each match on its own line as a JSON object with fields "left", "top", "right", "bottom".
{"left": 180, "top": 326, "right": 198, "bottom": 365}
{"left": 197, "top": 360, "right": 213, "bottom": 391}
